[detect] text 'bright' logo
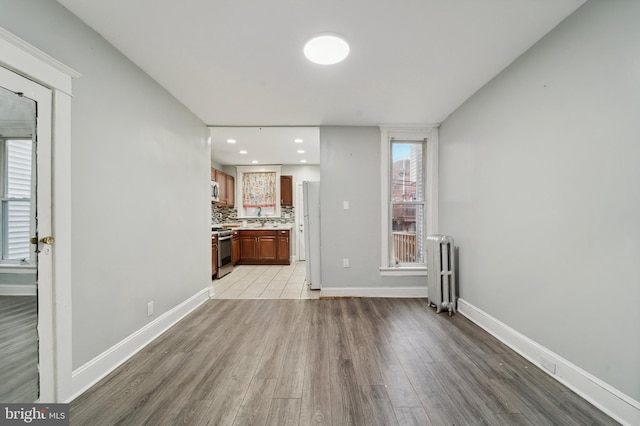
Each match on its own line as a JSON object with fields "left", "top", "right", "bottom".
{"left": 3, "top": 406, "right": 66, "bottom": 423}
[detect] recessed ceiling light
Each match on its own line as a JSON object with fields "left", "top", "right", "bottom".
{"left": 227, "top": 139, "right": 236, "bottom": 144}
{"left": 297, "top": 150, "right": 305, "bottom": 154}
{"left": 304, "top": 35, "right": 350, "bottom": 65}
{"left": 300, "top": 159, "right": 307, "bottom": 163}
{"left": 251, "top": 160, "right": 259, "bottom": 164}
{"left": 239, "top": 150, "right": 248, "bottom": 154}
{"left": 294, "top": 138, "right": 303, "bottom": 143}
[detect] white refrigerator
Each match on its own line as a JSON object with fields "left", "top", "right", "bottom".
{"left": 303, "top": 181, "right": 321, "bottom": 290}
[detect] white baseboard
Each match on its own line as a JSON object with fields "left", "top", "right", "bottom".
{"left": 457, "top": 298, "right": 640, "bottom": 426}
{"left": 320, "top": 286, "right": 427, "bottom": 298}
{"left": 69, "top": 286, "right": 212, "bottom": 402}
{"left": 0, "top": 284, "right": 36, "bottom": 296}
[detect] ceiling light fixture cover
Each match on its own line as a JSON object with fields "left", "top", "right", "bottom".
{"left": 304, "top": 35, "right": 350, "bottom": 65}
{"left": 227, "top": 139, "right": 236, "bottom": 144}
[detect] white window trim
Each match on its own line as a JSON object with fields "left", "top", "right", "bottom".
{"left": 379, "top": 125, "right": 439, "bottom": 275}
{"left": 235, "top": 165, "right": 282, "bottom": 218}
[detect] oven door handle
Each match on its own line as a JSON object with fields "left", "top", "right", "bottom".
{"left": 218, "top": 235, "right": 232, "bottom": 241}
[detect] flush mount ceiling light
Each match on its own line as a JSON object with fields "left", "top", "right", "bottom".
{"left": 239, "top": 150, "right": 248, "bottom": 154}
{"left": 304, "top": 35, "right": 350, "bottom": 65}
{"left": 226, "top": 139, "right": 236, "bottom": 144}
{"left": 294, "top": 138, "right": 303, "bottom": 143}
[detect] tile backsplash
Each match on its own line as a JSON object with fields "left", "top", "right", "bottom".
{"left": 212, "top": 205, "right": 295, "bottom": 226}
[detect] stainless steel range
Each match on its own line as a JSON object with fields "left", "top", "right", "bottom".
{"left": 213, "top": 226, "right": 233, "bottom": 278}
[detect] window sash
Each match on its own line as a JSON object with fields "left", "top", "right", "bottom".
{"left": 1, "top": 138, "right": 34, "bottom": 263}
{"left": 388, "top": 140, "right": 427, "bottom": 267}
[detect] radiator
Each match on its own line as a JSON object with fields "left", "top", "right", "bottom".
{"left": 427, "top": 234, "right": 456, "bottom": 316}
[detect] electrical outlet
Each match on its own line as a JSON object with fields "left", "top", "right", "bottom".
{"left": 540, "top": 357, "right": 556, "bottom": 374}
{"left": 343, "top": 258, "right": 350, "bottom": 268}
{"left": 147, "top": 301, "right": 154, "bottom": 317}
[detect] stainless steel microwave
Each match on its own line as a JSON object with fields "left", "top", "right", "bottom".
{"left": 211, "top": 181, "right": 220, "bottom": 202}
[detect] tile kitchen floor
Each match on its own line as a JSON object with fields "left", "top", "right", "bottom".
{"left": 212, "top": 260, "right": 320, "bottom": 299}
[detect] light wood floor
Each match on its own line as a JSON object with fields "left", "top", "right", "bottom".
{"left": 213, "top": 261, "right": 319, "bottom": 300}
{"left": 70, "top": 298, "right": 617, "bottom": 425}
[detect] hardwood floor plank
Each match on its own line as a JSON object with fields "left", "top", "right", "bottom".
{"left": 299, "top": 300, "right": 332, "bottom": 425}
{"left": 233, "top": 378, "right": 277, "bottom": 426}
{"left": 329, "top": 356, "right": 366, "bottom": 425}
{"left": 359, "top": 385, "right": 399, "bottom": 426}
{"left": 273, "top": 301, "right": 310, "bottom": 398}
{"left": 265, "top": 398, "right": 301, "bottom": 426}
{"left": 394, "top": 406, "right": 433, "bottom": 426}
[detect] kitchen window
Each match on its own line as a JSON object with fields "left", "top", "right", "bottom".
{"left": 0, "top": 138, "right": 35, "bottom": 264}
{"left": 236, "top": 165, "right": 282, "bottom": 218}
{"left": 380, "top": 126, "right": 438, "bottom": 275}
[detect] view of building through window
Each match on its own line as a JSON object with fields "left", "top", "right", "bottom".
{"left": 391, "top": 142, "right": 425, "bottom": 265}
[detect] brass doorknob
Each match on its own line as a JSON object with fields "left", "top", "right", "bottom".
{"left": 30, "top": 236, "right": 55, "bottom": 245}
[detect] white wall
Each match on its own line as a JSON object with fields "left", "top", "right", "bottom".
{"left": 439, "top": 0, "right": 639, "bottom": 403}
{"left": 0, "top": 1, "right": 211, "bottom": 369}
{"left": 320, "top": 127, "right": 426, "bottom": 289}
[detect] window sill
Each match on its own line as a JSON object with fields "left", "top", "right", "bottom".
{"left": 0, "top": 264, "right": 37, "bottom": 273}
{"left": 379, "top": 266, "right": 428, "bottom": 276}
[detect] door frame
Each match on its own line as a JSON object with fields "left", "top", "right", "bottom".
{"left": 295, "top": 182, "right": 306, "bottom": 261}
{"left": 0, "top": 27, "right": 80, "bottom": 402}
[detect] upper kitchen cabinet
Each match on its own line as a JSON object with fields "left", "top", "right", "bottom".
{"left": 211, "top": 167, "right": 235, "bottom": 207}
{"left": 226, "top": 174, "right": 235, "bottom": 207}
{"left": 280, "top": 175, "right": 293, "bottom": 207}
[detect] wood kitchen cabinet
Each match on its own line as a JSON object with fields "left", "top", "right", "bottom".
{"left": 216, "top": 171, "right": 227, "bottom": 204}
{"left": 236, "top": 229, "right": 290, "bottom": 265}
{"left": 211, "top": 168, "right": 235, "bottom": 207}
{"left": 239, "top": 234, "right": 257, "bottom": 261}
{"left": 226, "top": 174, "right": 235, "bottom": 207}
{"left": 276, "top": 229, "right": 290, "bottom": 262}
{"left": 231, "top": 230, "right": 240, "bottom": 264}
{"left": 280, "top": 175, "right": 293, "bottom": 207}
{"left": 211, "top": 234, "right": 218, "bottom": 279}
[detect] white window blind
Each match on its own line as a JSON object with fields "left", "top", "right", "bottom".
{"left": 2, "top": 139, "right": 33, "bottom": 261}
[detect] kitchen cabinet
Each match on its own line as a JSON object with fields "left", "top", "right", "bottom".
{"left": 231, "top": 230, "right": 240, "bottom": 264}
{"left": 280, "top": 175, "right": 293, "bottom": 207}
{"left": 211, "top": 234, "right": 218, "bottom": 278}
{"left": 276, "top": 229, "right": 290, "bottom": 262}
{"left": 217, "top": 171, "right": 227, "bottom": 204}
{"left": 226, "top": 175, "right": 235, "bottom": 207}
{"left": 236, "top": 229, "right": 290, "bottom": 265}
{"left": 211, "top": 168, "right": 235, "bottom": 207}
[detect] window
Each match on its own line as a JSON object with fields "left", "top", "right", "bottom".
{"left": 0, "top": 138, "right": 34, "bottom": 264}
{"left": 391, "top": 141, "right": 425, "bottom": 265}
{"left": 236, "top": 165, "right": 282, "bottom": 218}
{"left": 380, "top": 126, "right": 438, "bottom": 275}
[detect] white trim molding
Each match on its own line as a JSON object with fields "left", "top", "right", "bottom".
{"left": 69, "top": 288, "right": 211, "bottom": 402}
{"left": 321, "top": 286, "right": 427, "bottom": 298}
{"left": 458, "top": 298, "right": 640, "bottom": 426}
{"left": 0, "top": 27, "right": 81, "bottom": 96}
{"left": 0, "top": 284, "right": 36, "bottom": 296}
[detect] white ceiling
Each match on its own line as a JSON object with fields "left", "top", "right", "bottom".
{"left": 210, "top": 126, "right": 320, "bottom": 166}
{"left": 56, "top": 0, "right": 585, "bottom": 165}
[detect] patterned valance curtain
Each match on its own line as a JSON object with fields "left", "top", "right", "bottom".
{"left": 243, "top": 172, "right": 276, "bottom": 208}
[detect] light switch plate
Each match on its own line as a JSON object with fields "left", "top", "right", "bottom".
{"left": 343, "top": 201, "right": 349, "bottom": 210}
